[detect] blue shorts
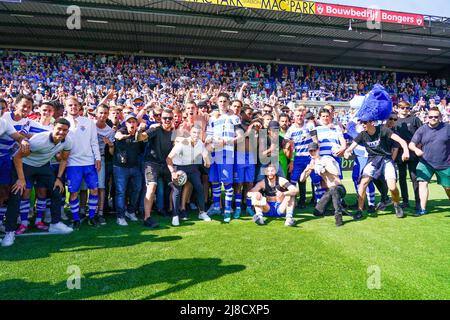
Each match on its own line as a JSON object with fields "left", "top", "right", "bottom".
{"left": 209, "top": 162, "right": 234, "bottom": 184}
{"left": 234, "top": 164, "right": 256, "bottom": 183}
{"left": 265, "top": 201, "right": 285, "bottom": 217}
{"left": 66, "top": 165, "right": 99, "bottom": 192}
{"left": 0, "top": 156, "right": 12, "bottom": 185}
{"left": 209, "top": 151, "right": 234, "bottom": 184}
{"left": 290, "top": 157, "right": 310, "bottom": 183}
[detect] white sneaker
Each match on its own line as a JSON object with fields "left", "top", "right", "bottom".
{"left": 198, "top": 212, "right": 211, "bottom": 222}
{"left": 125, "top": 211, "right": 138, "bottom": 221}
{"left": 1, "top": 232, "right": 15, "bottom": 247}
{"left": 253, "top": 214, "right": 265, "bottom": 225}
{"left": 60, "top": 211, "right": 69, "bottom": 221}
{"left": 116, "top": 218, "right": 128, "bottom": 226}
{"left": 285, "top": 217, "right": 295, "bottom": 227}
{"left": 172, "top": 216, "right": 180, "bottom": 226}
{"left": 49, "top": 222, "right": 73, "bottom": 234}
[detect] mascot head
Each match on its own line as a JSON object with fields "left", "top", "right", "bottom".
{"left": 356, "top": 84, "right": 393, "bottom": 122}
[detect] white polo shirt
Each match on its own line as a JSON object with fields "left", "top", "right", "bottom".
{"left": 171, "top": 139, "right": 205, "bottom": 166}
{"left": 23, "top": 132, "right": 73, "bottom": 167}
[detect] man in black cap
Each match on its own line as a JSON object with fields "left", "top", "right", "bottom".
{"left": 113, "top": 113, "right": 146, "bottom": 227}
{"left": 300, "top": 142, "right": 358, "bottom": 226}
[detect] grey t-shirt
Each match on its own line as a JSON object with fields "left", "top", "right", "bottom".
{"left": 411, "top": 123, "right": 450, "bottom": 170}
{"left": 96, "top": 124, "right": 115, "bottom": 157}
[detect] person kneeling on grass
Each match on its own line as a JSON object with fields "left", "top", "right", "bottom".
{"left": 246, "top": 164, "right": 298, "bottom": 226}
{"left": 2, "top": 118, "right": 73, "bottom": 247}
{"left": 300, "top": 142, "right": 353, "bottom": 227}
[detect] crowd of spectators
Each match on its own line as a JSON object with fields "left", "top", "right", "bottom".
{"left": 1, "top": 50, "right": 450, "bottom": 115}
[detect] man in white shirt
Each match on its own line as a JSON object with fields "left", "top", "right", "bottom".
{"left": 1, "top": 118, "right": 73, "bottom": 247}
{"left": 95, "top": 104, "right": 115, "bottom": 225}
{"left": 166, "top": 125, "right": 211, "bottom": 226}
{"left": 64, "top": 96, "right": 101, "bottom": 229}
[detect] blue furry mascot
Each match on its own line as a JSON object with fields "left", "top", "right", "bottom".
{"left": 346, "top": 84, "right": 393, "bottom": 210}
{"left": 344, "top": 84, "right": 395, "bottom": 210}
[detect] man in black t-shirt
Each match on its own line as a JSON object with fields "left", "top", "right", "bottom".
{"left": 113, "top": 113, "right": 146, "bottom": 227}
{"left": 138, "top": 108, "right": 174, "bottom": 228}
{"left": 394, "top": 101, "right": 423, "bottom": 210}
{"left": 345, "top": 120, "right": 410, "bottom": 218}
{"left": 409, "top": 108, "right": 450, "bottom": 215}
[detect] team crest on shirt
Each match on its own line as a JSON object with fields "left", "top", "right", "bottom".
{"left": 80, "top": 125, "right": 86, "bottom": 131}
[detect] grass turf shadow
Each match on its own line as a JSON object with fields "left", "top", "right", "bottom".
{"left": 0, "top": 228, "right": 182, "bottom": 262}
{"left": 0, "top": 258, "right": 246, "bottom": 300}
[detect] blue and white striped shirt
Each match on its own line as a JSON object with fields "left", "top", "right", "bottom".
{"left": 206, "top": 113, "right": 240, "bottom": 154}
{"left": 316, "top": 125, "right": 344, "bottom": 157}
{"left": 285, "top": 123, "right": 313, "bottom": 158}
{"left": 0, "top": 112, "right": 39, "bottom": 158}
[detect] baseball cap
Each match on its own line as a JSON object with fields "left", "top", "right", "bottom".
{"left": 123, "top": 112, "right": 138, "bottom": 124}
{"left": 308, "top": 142, "right": 319, "bottom": 151}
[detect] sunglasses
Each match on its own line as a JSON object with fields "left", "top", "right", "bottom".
{"left": 263, "top": 110, "right": 272, "bottom": 113}
{"left": 162, "top": 117, "right": 173, "bottom": 121}
{"left": 153, "top": 113, "right": 161, "bottom": 117}
{"left": 389, "top": 118, "right": 398, "bottom": 121}
{"left": 428, "top": 116, "right": 439, "bottom": 119}
{"left": 360, "top": 121, "right": 369, "bottom": 124}
{"left": 399, "top": 107, "right": 410, "bottom": 110}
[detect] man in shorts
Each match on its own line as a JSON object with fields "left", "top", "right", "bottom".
{"left": 64, "top": 96, "right": 101, "bottom": 229}
{"left": 409, "top": 107, "right": 450, "bottom": 215}
{"left": 247, "top": 164, "right": 299, "bottom": 227}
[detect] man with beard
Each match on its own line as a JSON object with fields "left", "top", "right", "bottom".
{"left": 247, "top": 164, "right": 298, "bottom": 226}
{"left": 138, "top": 108, "right": 175, "bottom": 228}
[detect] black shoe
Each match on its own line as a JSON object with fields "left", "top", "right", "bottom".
{"left": 400, "top": 202, "right": 409, "bottom": 209}
{"left": 97, "top": 215, "right": 107, "bottom": 225}
{"left": 353, "top": 210, "right": 364, "bottom": 220}
{"left": 144, "top": 217, "right": 160, "bottom": 228}
{"left": 394, "top": 205, "right": 405, "bottom": 218}
{"left": 367, "top": 205, "right": 376, "bottom": 215}
{"left": 375, "top": 198, "right": 392, "bottom": 211}
{"left": 325, "top": 208, "right": 334, "bottom": 216}
{"left": 335, "top": 213, "right": 343, "bottom": 227}
{"left": 71, "top": 220, "right": 81, "bottom": 230}
{"left": 180, "top": 210, "right": 188, "bottom": 221}
{"left": 88, "top": 217, "right": 99, "bottom": 227}
{"left": 313, "top": 209, "right": 324, "bottom": 217}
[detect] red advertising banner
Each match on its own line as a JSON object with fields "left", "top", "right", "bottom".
{"left": 315, "top": 2, "right": 424, "bottom": 27}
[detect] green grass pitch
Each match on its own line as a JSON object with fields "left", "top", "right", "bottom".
{"left": 1, "top": 172, "right": 449, "bottom": 300}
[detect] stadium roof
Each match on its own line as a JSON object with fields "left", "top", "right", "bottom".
{"left": 2, "top": 0, "right": 450, "bottom": 73}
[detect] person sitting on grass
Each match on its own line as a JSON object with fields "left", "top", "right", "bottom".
{"left": 300, "top": 142, "right": 356, "bottom": 227}
{"left": 246, "top": 163, "right": 298, "bottom": 227}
